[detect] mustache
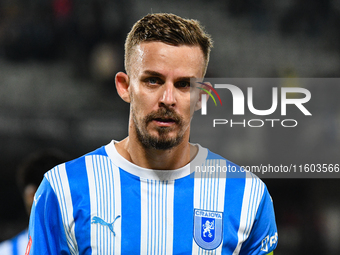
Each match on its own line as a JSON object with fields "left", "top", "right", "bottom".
{"left": 144, "top": 107, "right": 183, "bottom": 124}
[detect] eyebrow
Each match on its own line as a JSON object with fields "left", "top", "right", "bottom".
{"left": 141, "top": 70, "right": 197, "bottom": 80}
{"left": 142, "top": 70, "right": 165, "bottom": 78}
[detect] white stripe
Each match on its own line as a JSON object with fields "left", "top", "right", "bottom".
{"left": 140, "top": 179, "right": 148, "bottom": 254}
{"left": 192, "top": 159, "right": 226, "bottom": 255}
{"left": 86, "top": 156, "right": 97, "bottom": 255}
{"left": 232, "top": 173, "right": 265, "bottom": 255}
{"left": 140, "top": 179, "right": 174, "bottom": 255}
{"left": 166, "top": 181, "right": 174, "bottom": 255}
{"left": 46, "top": 164, "right": 78, "bottom": 255}
{"left": 86, "top": 155, "right": 122, "bottom": 255}
{"left": 112, "top": 160, "right": 122, "bottom": 255}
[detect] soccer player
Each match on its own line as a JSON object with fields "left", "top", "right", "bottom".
{"left": 27, "top": 13, "right": 278, "bottom": 254}
{"left": 0, "top": 149, "right": 68, "bottom": 255}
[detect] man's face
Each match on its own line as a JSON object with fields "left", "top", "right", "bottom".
{"left": 128, "top": 41, "right": 205, "bottom": 150}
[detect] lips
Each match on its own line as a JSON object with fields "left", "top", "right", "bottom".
{"left": 153, "top": 117, "right": 176, "bottom": 127}
{"left": 144, "top": 107, "right": 183, "bottom": 127}
{"left": 154, "top": 118, "right": 175, "bottom": 122}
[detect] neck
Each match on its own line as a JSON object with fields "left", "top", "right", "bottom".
{"left": 115, "top": 135, "right": 197, "bottom": 170}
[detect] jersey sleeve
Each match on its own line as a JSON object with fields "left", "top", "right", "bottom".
{"left": 27, "top": 177, "right": 70, "bottom": 254}
{"left": 239, "top": 186, "right": 278, "bottom": 255}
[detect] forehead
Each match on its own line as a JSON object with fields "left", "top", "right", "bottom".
{"left": 130, "top": 41, "right": 205, "bottom": 78}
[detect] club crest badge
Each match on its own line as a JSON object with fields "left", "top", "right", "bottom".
{"left": 194, "top": 209, "right": 223, "bottom": 250}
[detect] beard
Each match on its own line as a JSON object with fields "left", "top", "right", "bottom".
{"left": 132, "top": 106, "right": 185, "bottom": 150}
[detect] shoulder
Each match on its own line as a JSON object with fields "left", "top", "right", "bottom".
{"left": 65, "top": 145, "right": 108, "bottom": 170}
{"left": 36, "top": 144, "right": 112, "bottom": 210}
{"left": 44, "top": 144, "right": 109, "bottom": 183}
{"left": 195, "top": 145, "right": 264, "bottom": 180}
{"left": 194, "top": 145, "right": 269, "bottom": 200}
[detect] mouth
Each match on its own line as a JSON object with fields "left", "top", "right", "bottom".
{"left": 153, "top": 117, "right": 176, "bottom": 127}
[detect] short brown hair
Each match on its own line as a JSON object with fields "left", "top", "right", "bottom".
{"left": 125, "top": 13, "right": 213, "bottom": 75}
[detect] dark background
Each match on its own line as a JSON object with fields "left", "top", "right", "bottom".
{"left": 1, "top": 0, "right": 340, "bottom": 254}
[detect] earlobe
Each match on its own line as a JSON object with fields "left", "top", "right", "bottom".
{"left": 115, "top": 72, "right": 131, "bottom": 103}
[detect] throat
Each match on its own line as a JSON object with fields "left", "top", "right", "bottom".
{"left": 142, "top": 147, "right": 191, "bottom": 170}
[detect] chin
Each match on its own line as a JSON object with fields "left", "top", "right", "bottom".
{"left": 139, "top": 132, "right": 184, "bottom": 150}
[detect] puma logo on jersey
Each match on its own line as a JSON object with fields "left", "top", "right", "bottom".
{"left": 91, "top": 215, "right": 120, "bottom": 236}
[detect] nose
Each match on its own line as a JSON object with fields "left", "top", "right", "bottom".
{"left": 160, "top": 83, "right": 176, "bottom": 107}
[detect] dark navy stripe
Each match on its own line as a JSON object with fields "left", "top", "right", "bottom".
{"left": 120, "top": 169, "right": 141, "bottom": 254}
{"left": 173, "top": 175, "right": 195, "bottom": 254}
{"left": 66, "top": 157, "right": 92, "bottom": 254}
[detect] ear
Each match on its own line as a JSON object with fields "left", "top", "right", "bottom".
{"left": 115, "top": 72, "right": 131, "bottom": 103}
{"left": 193, "top": 82, "right": 211, "bottom": 111}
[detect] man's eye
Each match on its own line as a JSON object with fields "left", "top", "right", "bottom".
{"left": 177, "top": 81, "right": 190, "bottom": 88}
{"left": 147, "top": 77, "right": 160, "bottom": 84}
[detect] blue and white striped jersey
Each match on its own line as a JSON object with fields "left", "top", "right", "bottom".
{"left": 27, "top": 140, "right": 278, "bottom": 254}
{"left": 0, "top": 229, "right": 28, "bottom": 255}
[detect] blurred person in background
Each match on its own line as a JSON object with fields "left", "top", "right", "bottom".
{"left": 0, "top": 149, "right": 69, "bottom": 255}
